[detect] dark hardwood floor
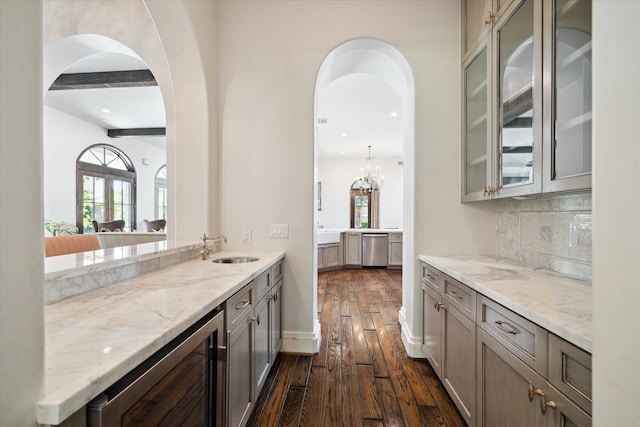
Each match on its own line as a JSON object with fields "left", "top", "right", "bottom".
{"left": 248, "top": 268, "right": 466, "bottom": 427}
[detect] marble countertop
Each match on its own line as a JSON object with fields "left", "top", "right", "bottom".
{"left": 419, "top": 255, "right": 592, "bottom": 353}
{"left": 38, "top": 250, "right": 284, "bottom": 425}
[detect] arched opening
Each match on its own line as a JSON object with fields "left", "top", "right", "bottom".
{"left": 314, "top": 38, "right": 415, "bottom": 349}
{"left": 43, "top": 34, "right": 166, "bottom": 239}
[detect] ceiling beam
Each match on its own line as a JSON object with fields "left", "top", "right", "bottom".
{"left": 108, "top": 128, "right": 166, "bottom": 138}
{"left": 49, "top": 70, "right": 157, "bottom": 90}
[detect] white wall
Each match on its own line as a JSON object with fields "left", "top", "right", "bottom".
{"left": 592, "top": 1, "right": 640, "bottom": 425}
{"left": 0, "top": 2, "right": 43, "bottom": 426}
{"left": 317, "top": 157, "right": 403, "bottom": 229}
{"left": 218, "top": 0, "right": 497, "bottom": 353}
{"left": 43, "top": 106, "right": 166, "bottom": 232}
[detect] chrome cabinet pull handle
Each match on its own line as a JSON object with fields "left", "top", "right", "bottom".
{"left": 495, "top": 319, "right": 519, "bottom": 335}
{"left": 449, "top": 290, "right": 464, "bottom": 300}
{"left": 235, "top": 300, "right": 250, "bottom": 310}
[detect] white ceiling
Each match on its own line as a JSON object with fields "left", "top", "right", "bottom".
{"left": 44, "top": 45, "right": 405, "bottom": 159}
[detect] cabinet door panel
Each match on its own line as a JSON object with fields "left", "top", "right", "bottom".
{"left": 254, "top": 296, "right": 271, "bottom": 397}
{"left": 477, "top": 328, "right": 545, "bottom": 427}
{"left": 344, "top": 233, "right": 362, "bottom": 265}
{"left": 324, "top": 244, "right": 340, "bottom": 268}
{"left": 463, "top": 46, "right": 491, "bottom": 199}
{"left": 496, "top": 0, "right": 539, "bottom": 193}
{"left": 422, "top": 285, "right": 443, "bottom": 375}
{"left": 228, "top": 318, "right": 253, "bottom": 427}
{"left": 270, "top": 281, "right": 282, "bottom": 361}
{"left": 442, "top": 306, "right": 476, "bottom": 425}
{"left": 543, "top": 383, "right": 592, "bottom": 427}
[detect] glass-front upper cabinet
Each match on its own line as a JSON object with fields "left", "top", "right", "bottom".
{"left": 496, "top": 0, "right": 542, "bottom": 196}
{"left": 463, "top": 47, "right": 490, "bottom": 196}
{"left": 462, "top": 0, "right": 542, "bottom": 201}
{"left": 543, "top": 0, "right": 592, "bottom": 192}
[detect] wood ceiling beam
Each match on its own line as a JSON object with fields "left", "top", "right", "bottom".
{"left": 107, "top": 128, "right": 166, "bottom": 138}
{"left": 49, "top": 70, "right": 157, "bottom": 90}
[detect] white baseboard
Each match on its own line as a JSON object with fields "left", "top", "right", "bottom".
{"left": 399, "top": 306, "right": 425, "bottom": 358}
{"left": 280, "top": 319, "right": 322, "bottom": 355}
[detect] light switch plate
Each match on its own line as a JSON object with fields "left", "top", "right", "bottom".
{"left": 269, "top": 224, "right": 289, "bottom": 238}
{"left": 242, "top": 229, "right": 252, "bottom": 244}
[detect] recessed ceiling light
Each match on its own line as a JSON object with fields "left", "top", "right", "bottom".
{"left": 101, "top": 108, "right": 111, "bottom": 114}
{"left": 340, "top": 151, "right": 345, "bottom": 155}
{"left": 390, "top": 111, "right": 398, "bottom": 117}
{"left": 341, "top": 133, "right": 347, "bottom": 137}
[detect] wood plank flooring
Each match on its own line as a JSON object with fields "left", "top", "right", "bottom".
{"left": 248, "top": 268, "right": 466, "bottom": 427}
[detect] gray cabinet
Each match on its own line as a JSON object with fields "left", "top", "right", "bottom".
{"left": 421, "top": 265, "right": 476, "bottom": 425}
{"left": 227, "top": 305, "right": 254, "bottom": 427}
{"left": 344, "top": 232, "right": 362, "bottom": 266}
{"left": 387, "top": 232, "right": 403, "bottom": 267}
{"left": 422, "top": 261, "right": 591, "bottom": 427}
{"left": 462, "top": 0, "right": 591, "bottom": 202}
{"left": 317, "top": 243, "right": 341, "bottom": 271}
{"left": 477, "top": 328, "right": 546, "bottom": 427}
{"left": 226, "top": 261, "right": 284, "bottom": 427}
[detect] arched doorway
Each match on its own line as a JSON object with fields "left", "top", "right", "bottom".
{"left": 313, "top": 38, "right": 415, "bottom": 348}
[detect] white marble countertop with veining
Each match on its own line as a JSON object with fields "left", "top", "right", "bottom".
{"left": 38, "top": 250, "right": 285, "bottom": 425}
{"left": 419, "top": 255, "right": 592, "bottom": 353}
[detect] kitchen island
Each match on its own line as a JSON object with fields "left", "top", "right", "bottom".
{"left": 39, "top": 247, "right": 284, "bottom": 425}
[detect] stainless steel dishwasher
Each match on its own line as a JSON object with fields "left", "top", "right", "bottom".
{"left": 362, "top": 233, "right": 388, "bottom": 267}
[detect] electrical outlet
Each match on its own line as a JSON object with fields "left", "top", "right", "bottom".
{"left": 242, "top": 229, "right": 252, "bottom": 244}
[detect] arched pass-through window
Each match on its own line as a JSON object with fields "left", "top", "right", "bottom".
{"left": 155, "top": 165, "right": 167, "bottom": 220}
{"left": 77, "top": 144, "right": 136, "bottom": 233}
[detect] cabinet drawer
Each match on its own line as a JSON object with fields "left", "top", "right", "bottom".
{"left": 443, "top": 275, "right": 475, "bottom": 319}
{"left": 271, "top": 259, "right": 283, "bottom": 285}
{"left": 421, "top": 263, "right": 442, "bottom": 292}
{"left": 226, "top": 284, "right": 253, "bottom": 330}
{"left": 549, "top": 334, "right": 592, "bottom": 415}
{"left": 388, "top": 232, "right": 403, "bottom": 242}
{"left": 253, "top": 270, "right": 271, "bottom": 302}
{"left": 477, "top": 296, "right": 548, "bottom": 376}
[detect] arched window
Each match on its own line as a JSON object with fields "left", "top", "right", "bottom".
{"left": 77, "top": 144, "right": 136, "bottom": 233}
{"left": 155, "top": 165, "right": 167, "bottom": 220}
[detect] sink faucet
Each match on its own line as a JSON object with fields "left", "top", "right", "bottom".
{"left": 200, "top": 233, "right": 227, "bottom": 260}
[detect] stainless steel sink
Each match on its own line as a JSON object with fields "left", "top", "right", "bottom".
{"left": 212, "top": 256, "right": 259, "bottom": 264}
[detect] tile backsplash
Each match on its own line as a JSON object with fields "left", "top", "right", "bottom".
{"left": 497, "top": 192, "right": 592, "bottom": 282}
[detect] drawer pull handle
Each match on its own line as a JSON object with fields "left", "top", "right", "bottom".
{"left": 495, "top": 320, "right": 519, "bottom": 335}
{"left": 542, "top": 399, "right": 557, "bottom": 414}
{"left": 426, "top": 274, "right": 435, "bottom": 281}
{"left": 235, "top": 300, "right": 250, "bottom": 310}
{"left": 434, "top": 301, "right": 445, "bottom": 312}
{"left": 250, "top": 314, "right": 260, "bottom": 325}
{"left": 449, "top": 290, "right": 464, "bottom": 300}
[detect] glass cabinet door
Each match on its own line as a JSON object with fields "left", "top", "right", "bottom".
{"left": 544, "top": 0, "right": 592, "bottom": 191}
{"left": 497, "top": 0, "right": 537, "bottom": 191}
{"left": 464, "top": 47, "right": 490, "bottom": 198}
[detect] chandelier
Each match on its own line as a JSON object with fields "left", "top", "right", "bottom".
{"left": 353, "top": 145, "right": 383, "bottom": 192}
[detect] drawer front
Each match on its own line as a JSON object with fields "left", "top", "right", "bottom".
{"left": 388, "top": 232, "right": 403, "bottom": 242}
{"left": 443, "top": 275, "right": 475, "bottom": 319}
{"left": 253, "top": 270, "right": 271, "bottom": 302}
{"left": 226, "top": 284, "right": 253, "bottom": 330}
{"left": 271, "top": 259, "right": 283, "bottom": 285}
{"left": 421, "top": 263, "right": 442, "bottom": 292}
{"left": 477, "top": 296, "right": 548, "bottom": 376}
{"left": 549, "top": 334, "right": 592, "bottom": 415}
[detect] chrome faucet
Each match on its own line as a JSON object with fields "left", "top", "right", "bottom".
{"left": 200, "top": 233, "right": 227, "bottom": 260}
